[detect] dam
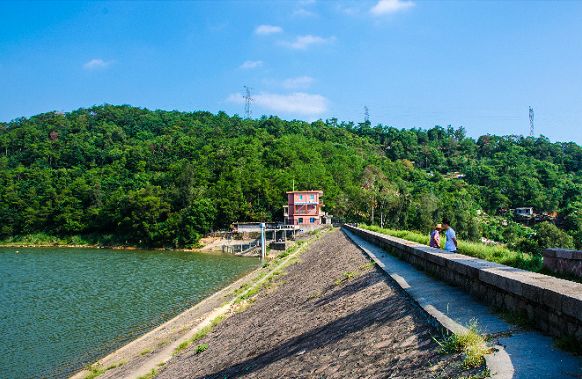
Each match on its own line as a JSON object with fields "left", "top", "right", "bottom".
{"left": 73, "top": 228, "right": 582, "bottom": 378}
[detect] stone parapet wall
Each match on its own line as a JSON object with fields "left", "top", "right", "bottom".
{"left": 344, "top": 225, "right": 582, "bottom": 343}
{"left": 543, "top": 248, "right": 582, "bottom": 279}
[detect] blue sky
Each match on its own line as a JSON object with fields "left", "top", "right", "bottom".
{"left": 1, "top": 0, "right": 581, "bottom": 143}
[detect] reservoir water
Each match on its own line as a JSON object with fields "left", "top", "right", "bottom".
{"left": 0, "top": 247, "right": 258, "bottom": 379}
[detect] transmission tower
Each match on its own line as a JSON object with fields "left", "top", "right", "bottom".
{"left": 529, "top": 106, "right": 534, "bottom": 137}
{"left": 364, "top": 106, "right": 370, "bottom": 123}
{"left": 243, "top": 86, "right": 254, "bottom": 119}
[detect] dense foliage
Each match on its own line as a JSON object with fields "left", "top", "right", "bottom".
{"left": 0, "top": 105, "right": 580, "bottom": 249}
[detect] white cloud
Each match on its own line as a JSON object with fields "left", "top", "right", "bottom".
{"left": 370, "top": 0, "right": 415, "bottom": 15}
{"left": 255, "top": 24, "right": 283, "bottom": 35}
{"left": 228, "top": 91, "right": 328, "bottom": 116}
{"left": 281, "top": 35, "right": 335, "bottom": 50}
{"left": 282, "top": 76, "right": 315, "bottom": 89}
{"left": 292, "top": 8, "right": 316, "bottom": 17}
{"left": 239, "top": 60, "right": 264, "bottom": 69}
{"left": 83, "top": 58, "right": 112, "bottom": 70}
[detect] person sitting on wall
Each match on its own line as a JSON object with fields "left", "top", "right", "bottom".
{"left": 429, "top": 224, "right": 442, "bottom": 248}
{"left": 442, "top": 219, "right": 458, "bottom": 253}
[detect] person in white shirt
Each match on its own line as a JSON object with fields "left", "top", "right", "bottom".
{"left": 442, "top": 219, "right": 457, "bottom": 252}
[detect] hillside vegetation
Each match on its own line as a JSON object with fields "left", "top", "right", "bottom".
{"left": 0, "top": 105, "right": 580, "bottom": 249}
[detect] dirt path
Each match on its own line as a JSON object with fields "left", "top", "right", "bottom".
{"left": 156, "top": 230, "right": 477, "bottom": 378}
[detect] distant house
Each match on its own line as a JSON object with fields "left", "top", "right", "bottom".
{"left": 446, "top": 171, "right": 465, "bottom": 180}
{"left": 515, "top": 207, "right": 534, "bottom": 217}
{"left": 284, "top": 190, "right": 325, "bottom": 226}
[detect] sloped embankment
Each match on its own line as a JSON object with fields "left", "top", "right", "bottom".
{"left": 157, "top": 229, "right": 479, "bottom": 378}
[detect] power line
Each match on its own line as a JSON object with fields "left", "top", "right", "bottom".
{"left": 243, "top": 86, "right": 254, "bottom": 119}
{"left": 529, "top": 106, "right": 535, "bottom": 137}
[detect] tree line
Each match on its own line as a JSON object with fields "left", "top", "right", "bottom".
{"left": 0, "top": 105, "right": 579, "bottom": 251}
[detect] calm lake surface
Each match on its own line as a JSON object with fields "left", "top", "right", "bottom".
{"left": 0, "top": 247, "right": 258, "bottom": 379}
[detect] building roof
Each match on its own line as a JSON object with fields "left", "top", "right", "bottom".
{"left": 286, "top": 190, "right": 323, "bottom": 194}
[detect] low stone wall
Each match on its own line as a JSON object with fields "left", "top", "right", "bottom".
{"left": 344, "top": 225, "right": 582, "bottom": 343}
{"left": 543, "top": 248, "right": 582, "bottom": 279}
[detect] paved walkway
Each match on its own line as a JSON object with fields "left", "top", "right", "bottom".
{"left": 343, "top": 229, "right": 582, "bottom": 379}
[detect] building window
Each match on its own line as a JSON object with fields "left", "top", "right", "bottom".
{"left": 298, "top": 217, "right": 303, "bottom": 224}
{"left": 299, "top": 195, "right": 303, "bottom": 200}
{"left": 310, "top": 194, "right": 315, "bottom": 200}
{"left": 310, "top": 217, "right": 315, "bottom": 223}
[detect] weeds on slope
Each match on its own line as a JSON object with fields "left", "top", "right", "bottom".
{"left": 434, "top": 322, "right": 492, "bottom": 369}
{"left": 333, "top": 259, "right": 376, "bottom": 286}
{"left": 137, "top": 368, "right": 158, "bottom": 379}
{"left": 83, "top": 361, "right": 126, "bottom": 379}
{"left": 174, "top": 323, "right": 213, "bottom": 355}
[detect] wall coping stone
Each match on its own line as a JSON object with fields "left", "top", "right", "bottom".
{"left": 543, "top": 248, "right": 582, "bottom": 260}
{"left": 345, "top": 225, "right": 582, "bottom": 325}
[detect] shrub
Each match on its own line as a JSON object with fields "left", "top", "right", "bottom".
{"left": 434, "top": 322, "right": 491, "bottom": 368}
{"left": 195, "top": 343, "right": 208, "bottom": 354}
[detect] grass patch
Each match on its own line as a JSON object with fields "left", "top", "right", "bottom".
{"left": 233, "top": 282, "right": 251, "bottom": 297}
{"left": 173, "top": 313, "right": 224, "bottom": 355}
{"left": 137, "top": 368, "right": 158, "bottom": 379}
{"left": 84, "top": 365, "right": 106, "bottom": 379}
{"left": 458, "top": 369, "right": 491, "bottom": 379}
{"left": 210, "top": 315, "right": 225, "bottom": 327}
{"left": 334, "top": 271, "right": 358, "bottom": 286}
{"left": 140, "top": 348, "right": 153, "bottom": 356}
{"left": 434, "top": 322, "right": 492, "bottom": 368}
{"left": 335, "top": 260, "right": 377, "bottom": 286}
{"left": 343, "top": 271, "right": 357, "bottom": 280}
{"left": 83, "top": 360, "right": 125, "bottom": 379}
{"left": 233, "top": 298, "right": 255, "bottom": 313}
{"left": 195, "top": 343, "right": 209, "bottom": 354}
{"left": 235, "top": 286, "right": 260, "bottom": 303}
{"left": 362, "top": 225, "right": 543, "bottom": 272}
{"left": 174, "top": 340, "right": 190, "bottom": 355}
{"left": 156, "top": 338, "right": 171, "bottom": 349}
{"left": 107, "top": 360, "right": 126, "bottom": 369}
{"left": 359, "top": 260, "right": 376, "bottom": 270}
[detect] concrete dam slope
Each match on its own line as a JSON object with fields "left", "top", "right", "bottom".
{"left": 156, "top": 230, "right": 479, "bottom": 378}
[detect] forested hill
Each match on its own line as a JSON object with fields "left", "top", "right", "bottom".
{"left": 0, "top": 105, "right": 580, "bottom": 249}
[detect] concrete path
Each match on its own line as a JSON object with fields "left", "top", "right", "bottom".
{"left": 343, "top": 229, "right": 582, "bottom": 379}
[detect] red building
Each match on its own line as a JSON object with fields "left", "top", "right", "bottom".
{"left": 283, "top": 190, "right": 324, "bottom": 226}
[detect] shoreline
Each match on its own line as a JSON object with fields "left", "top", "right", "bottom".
{"left": 69, "top": 260, "right": 264, "bottom": 379}
{"left": 69, "top": 230, "right": 326, "bottom": 379}
{"left": 0, "top": 242, "right": 214, "bottom": 253}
